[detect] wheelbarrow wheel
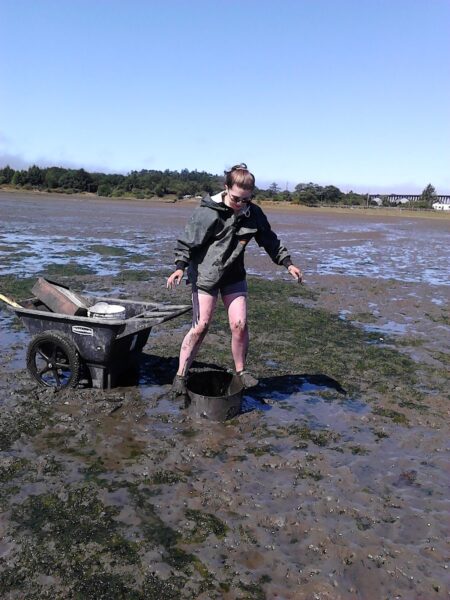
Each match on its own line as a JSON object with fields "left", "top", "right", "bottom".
{"left": 26, "top": 330, "right": 80, "bottom": 389}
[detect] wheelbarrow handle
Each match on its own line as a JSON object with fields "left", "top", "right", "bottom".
{"left": 142, "top": 310, "right": 187, "bottom": 317}
{"left": 129, "top": 306, "right": 192, "bottom": 322}
{"left": 0, "top": 293, "right": 22, "bottom": 308}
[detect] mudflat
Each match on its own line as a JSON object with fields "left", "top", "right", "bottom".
{"left": 0, "top": 192, "right": 449, "bottom": 599}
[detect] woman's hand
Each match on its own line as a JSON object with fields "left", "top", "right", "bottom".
{"left": 287, "top": 264, "right": 303, "bottom": 284}
{"left": 167, "top": 269, "right": 185, "bottom": 289}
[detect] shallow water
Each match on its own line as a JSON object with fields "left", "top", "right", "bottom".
{"left": 0, "top": 312, "right": 27, "bottom": 373}
{"left": 1, "top": 193, "right": 449, "bottom": 286}
{"left": 0, "top": 230, "right": 173, "bottom": 277}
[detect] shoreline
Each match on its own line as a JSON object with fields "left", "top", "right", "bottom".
{"left": 1, "top": 185, "right": 449, "bottom": 220}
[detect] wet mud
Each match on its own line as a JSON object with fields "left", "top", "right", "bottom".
{"left": 0, "top": 192, "right": 449, "bottom": 599}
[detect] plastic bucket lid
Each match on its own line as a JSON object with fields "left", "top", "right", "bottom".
{"left": 89, "top": 302, "right": 126, "bottom": 319}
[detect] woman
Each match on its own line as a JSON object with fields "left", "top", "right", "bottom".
{"left": 167, "top": 163, "right": 303, "bottom": 396}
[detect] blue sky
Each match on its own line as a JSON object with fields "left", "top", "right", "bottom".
{"left": 1, "top": 0, "right": 449, "bottom": 193}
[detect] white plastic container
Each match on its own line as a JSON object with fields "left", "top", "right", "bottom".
{"left": 88, "top": 302, "right": 126, "bottom": 320}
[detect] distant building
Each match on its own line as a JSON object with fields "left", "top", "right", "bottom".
{"left": 432, "top": 200, "right": 450, "bottom": 211}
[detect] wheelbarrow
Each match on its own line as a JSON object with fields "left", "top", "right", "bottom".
{"left": 5, "top": 294, "right": 191, "bottom": 390}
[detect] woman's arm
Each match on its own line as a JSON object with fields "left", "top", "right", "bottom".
{"left": 253, "top": 207, "right": 291, "bottom": 265}
{"left": 168, "top": 207, "right": 218, "bottom": 289}
{"left": 253, "top": 206, "right": 303, "bottom": 283}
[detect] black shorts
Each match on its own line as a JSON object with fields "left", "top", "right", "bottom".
{"left": 194, "top": 279, "right": 248, "bottom": 298}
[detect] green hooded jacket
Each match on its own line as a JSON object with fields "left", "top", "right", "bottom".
{"left": 174, "top": 193, "right": 293, "bottom": 291}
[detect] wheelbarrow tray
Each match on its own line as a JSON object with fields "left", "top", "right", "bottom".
{"left": 11, "top": 296, "right": 191, "bottom": 389}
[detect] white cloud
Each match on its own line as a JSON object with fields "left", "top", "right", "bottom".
{"left": 0, "top": 151, "right": 30, "bottom": 170}
{"left": 0, "top": 152, "right": 125, "bottom": 174}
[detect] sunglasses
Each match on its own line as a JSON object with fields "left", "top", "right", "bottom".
{"left": 228, "top": 192, "right": 253, "bottom": 204}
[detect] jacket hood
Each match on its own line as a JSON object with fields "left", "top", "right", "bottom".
{"left": 200, "top": 193, "right": 230, "bottom": 213}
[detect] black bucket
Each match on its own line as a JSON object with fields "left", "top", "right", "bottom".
{"left": 186, "top": 370, "right": 243, "bottom": 422}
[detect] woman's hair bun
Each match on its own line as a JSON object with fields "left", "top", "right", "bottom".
{"left": 224, "top": 163, "right": 255, "bottom": 190}
{"left": 225, "top": 163, "right": 248, "bottom": 174}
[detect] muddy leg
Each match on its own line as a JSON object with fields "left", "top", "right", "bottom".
{"left": 222, "top": 292, "right": 248, "bottom": 373}
{"left": 177, "top": 290, "right": 217, "bottom": 376}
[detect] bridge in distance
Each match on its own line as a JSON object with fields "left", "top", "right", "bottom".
{"left": 368, "top": 194, "right": 450, "bottom": 202}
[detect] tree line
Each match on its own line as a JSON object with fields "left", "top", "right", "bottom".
{"left": 0, "top": 164, "right": 438, "bottom": 207}
{"left": 0, "top": 165, "right": 221, "bottom": 200}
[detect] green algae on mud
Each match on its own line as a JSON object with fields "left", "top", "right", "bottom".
{"left": 184, "top": 508, "right": 228, "bottom": 543}
{"left": 0, "top": 457, "right": 30, "bottom": 483}
{"left": 42, "top": 262, "right": 96, "bottom": 277}
{"left": 3, "top": 481, "right": 216, "bottom": 598}
{"left": 153, "top": 272, "right": 442, "bottom": 424}
{"left": 116, "top": 269, "right": 153, "bottom": 282}
{"left": 1, "top": 272, "right": 449, "bottom": 598}
{"left": 11, "top": 485, "right": 125, "bottom": 549}
{"left": 149, "top": 469, "right": 185, "bottom": 485}
{"left": 0, "top": 275, "right": 36, "bottom": 300}
{"left": 372, "top": 407, "right": 409, "bottom": 424}
{"left": 201, "top": 277, "right": 426, "bottom": 412}
{"left": 89, "top": 243, "right": 129, "bottom": 256}
{"left": 0, "top": 394, "right": 54, "bottom": 452}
